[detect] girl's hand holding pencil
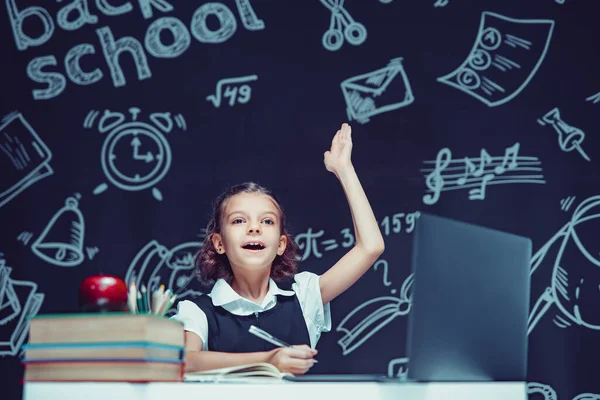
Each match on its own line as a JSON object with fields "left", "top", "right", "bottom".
{"left": 127, "top": 282, "right": 176, "bottom": 316}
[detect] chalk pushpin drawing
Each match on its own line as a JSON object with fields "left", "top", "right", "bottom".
{"left": 84, "top": 107, "right": 186, "bottom": 201}
{"left": 437, "top": 12, "right": 554, "bottom": 107}
{"left": 537, "top": 107, "right": 591, "bottom": 162}
{"left": 319, "top": 0, "right": 367, "bottom": 51}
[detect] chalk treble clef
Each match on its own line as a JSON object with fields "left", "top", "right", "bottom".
{"left": 423, "top": 148, "right": 452, "bottom": 205}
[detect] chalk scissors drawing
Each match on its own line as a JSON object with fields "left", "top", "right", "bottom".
{"left": 421, "top": 142, "right": 546, "bottom": 205}
{"left": 528, "top": 195, "right": 600, "bottom": 334}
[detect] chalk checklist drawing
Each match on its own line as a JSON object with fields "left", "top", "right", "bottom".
{"left": 125, "top": 239, "right": 206, "bottom": 316}
{"left": 421, "top": 142, "right": 546, "bottom": 205}
{"left": 537, "top": 107, "right": 591, "bottom": 162}
{"left": 320, "top": 0, "right": 367, "bottom": 52}
{"left": 341, "top": 58, "right": 414, "bottom": 124}
{"left": 0, "top": 112, "right": 53, "bottom": 209}
{"left": 206, "top": 74, "right": 258, "bottom": 107}
{"left": 437, "top": 12, "right": 554, "bottom": 107}
{"left": 0, "top": 253, "right": 44, "bottom": 356}
{"left": 528, "top": 195, "right": 600, "bottom": 335}
{"left": 84, "top": 107, "right": 186, "bottom": 201}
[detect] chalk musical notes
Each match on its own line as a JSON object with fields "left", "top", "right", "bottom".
{"left": 537, "top": 108, "right": 591, "bottom": 162}
{"left": 421, "top": 143, "right": 545, "bottom": 205}
{"left": 206, "top": 74, "right": 258, "bottom": 107}
{"left": 423, "top": 148, "right": 451, "bottom": 205}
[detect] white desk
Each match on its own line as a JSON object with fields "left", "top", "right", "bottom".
{"left": 23, "top": 381, "right": 527, "bottom": 400}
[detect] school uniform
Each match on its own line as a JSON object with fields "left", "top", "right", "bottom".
{"left": 170, "top": 271, "right": 331, "bottom": 352}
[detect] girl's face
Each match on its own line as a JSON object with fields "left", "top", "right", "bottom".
{"left": 212, "top": 192, "right": 287, "bottom": 274}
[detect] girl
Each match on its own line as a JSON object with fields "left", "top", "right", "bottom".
{"left": 171, "top": 123, "right": 385, "bottom": 376}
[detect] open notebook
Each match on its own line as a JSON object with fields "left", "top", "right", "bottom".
{"left": 184, "top": 362, "right": 293, "bottom": 382}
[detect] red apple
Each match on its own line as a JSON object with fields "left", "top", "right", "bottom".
{"left": 79, "top": 275, "right": 128, "bottom": 312}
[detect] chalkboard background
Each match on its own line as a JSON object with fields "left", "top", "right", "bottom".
{"left": 1, "top": 0, "right": 598, "bottom": 399}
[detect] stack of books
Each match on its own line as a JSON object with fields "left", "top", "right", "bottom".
{"left": 22, "top": 313, "right": 185, "bottom": 382}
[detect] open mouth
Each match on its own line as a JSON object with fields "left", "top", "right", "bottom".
{"left": 242, "top": 242, "right": 266, "bottom": 251}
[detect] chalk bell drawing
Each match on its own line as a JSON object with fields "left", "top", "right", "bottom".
{"left": 320, "top": 0, "right": 367, "bottom": 51}
{"left": 30, "top": 194, "right": 88, "bottom": 267}
{"left": 125, "top": 240, "right": 205, "bottom": 316}
{"left": 537, "top": 107, "right": 591, "bottom": 162}
{"left": 341, "top": 58, "right": 414, "bottom": 124}
{"left": 0, "top": 112, "right": 53, "bottom": 209}
{"left": 0, "top": 253, "right": 44, "bottom": 356}
{"left": 437, "top": 12, "right": 554, "bottom": 107}
{"left": 85, "top": 107, "right": 186, "bottom": 202}
{"left": 528, "top": 195, "right": 600, "bottom": 334}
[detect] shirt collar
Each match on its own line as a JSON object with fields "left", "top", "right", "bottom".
{"left": 210, "top": 277, "right": 295, "bottom": 307}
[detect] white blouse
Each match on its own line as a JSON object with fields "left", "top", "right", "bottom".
{"left": 170, "top": 271, "right": 332, "bottom": 350}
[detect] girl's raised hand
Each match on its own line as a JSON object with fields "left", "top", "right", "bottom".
{"left": 324, "top": 123, "right": 353, "bottom": 176}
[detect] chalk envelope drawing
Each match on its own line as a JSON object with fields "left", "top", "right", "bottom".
{"left": 437, "top": 12, "right": 554, "bottom": 107}
{"left": 0, "top": 256, "right": 44, "bottom": 356}
{"left": 125, "top": 240, "right": 204, "bottom": 316}
{"left": 31, "top": 195, "right": 86, "bottom": 267}
{"left": 337, "top": 273, "right": 414, "bottom": 355}
{"left": 341, "top": 58, "right": 414, "bottom": 124}
{"left": 0, "top": 112, "right": 53, "bottom": 209}
{"left": 528, "top": 195, "right": 600, "bottom": 334}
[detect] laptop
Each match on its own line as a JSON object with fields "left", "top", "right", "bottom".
{"left": 285, "top": 213, "right": 531, "bottom": 382}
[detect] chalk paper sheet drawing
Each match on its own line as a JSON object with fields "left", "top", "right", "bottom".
{"left": 341, "top": 58, "right": 414, "bottom": 124}
{"left": 30, "top": 194, "right": 87, "bottom": 268}
{"left": 125, "top": 240, "right": 204, "bottom": 316}
{"left": 528, "top": 195, "right": 600, "bottom": 335}
{"left": 0, "top": 254, "right": 44, "bottom": 357}
{"left": 336, "top": 273, "right": 414, "bottom": 355}
{"left": 437, "top": 12, "right": 554, "bottom": 107}
{"left": 0, "top": 112, "right": 53, "bottom": 209}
